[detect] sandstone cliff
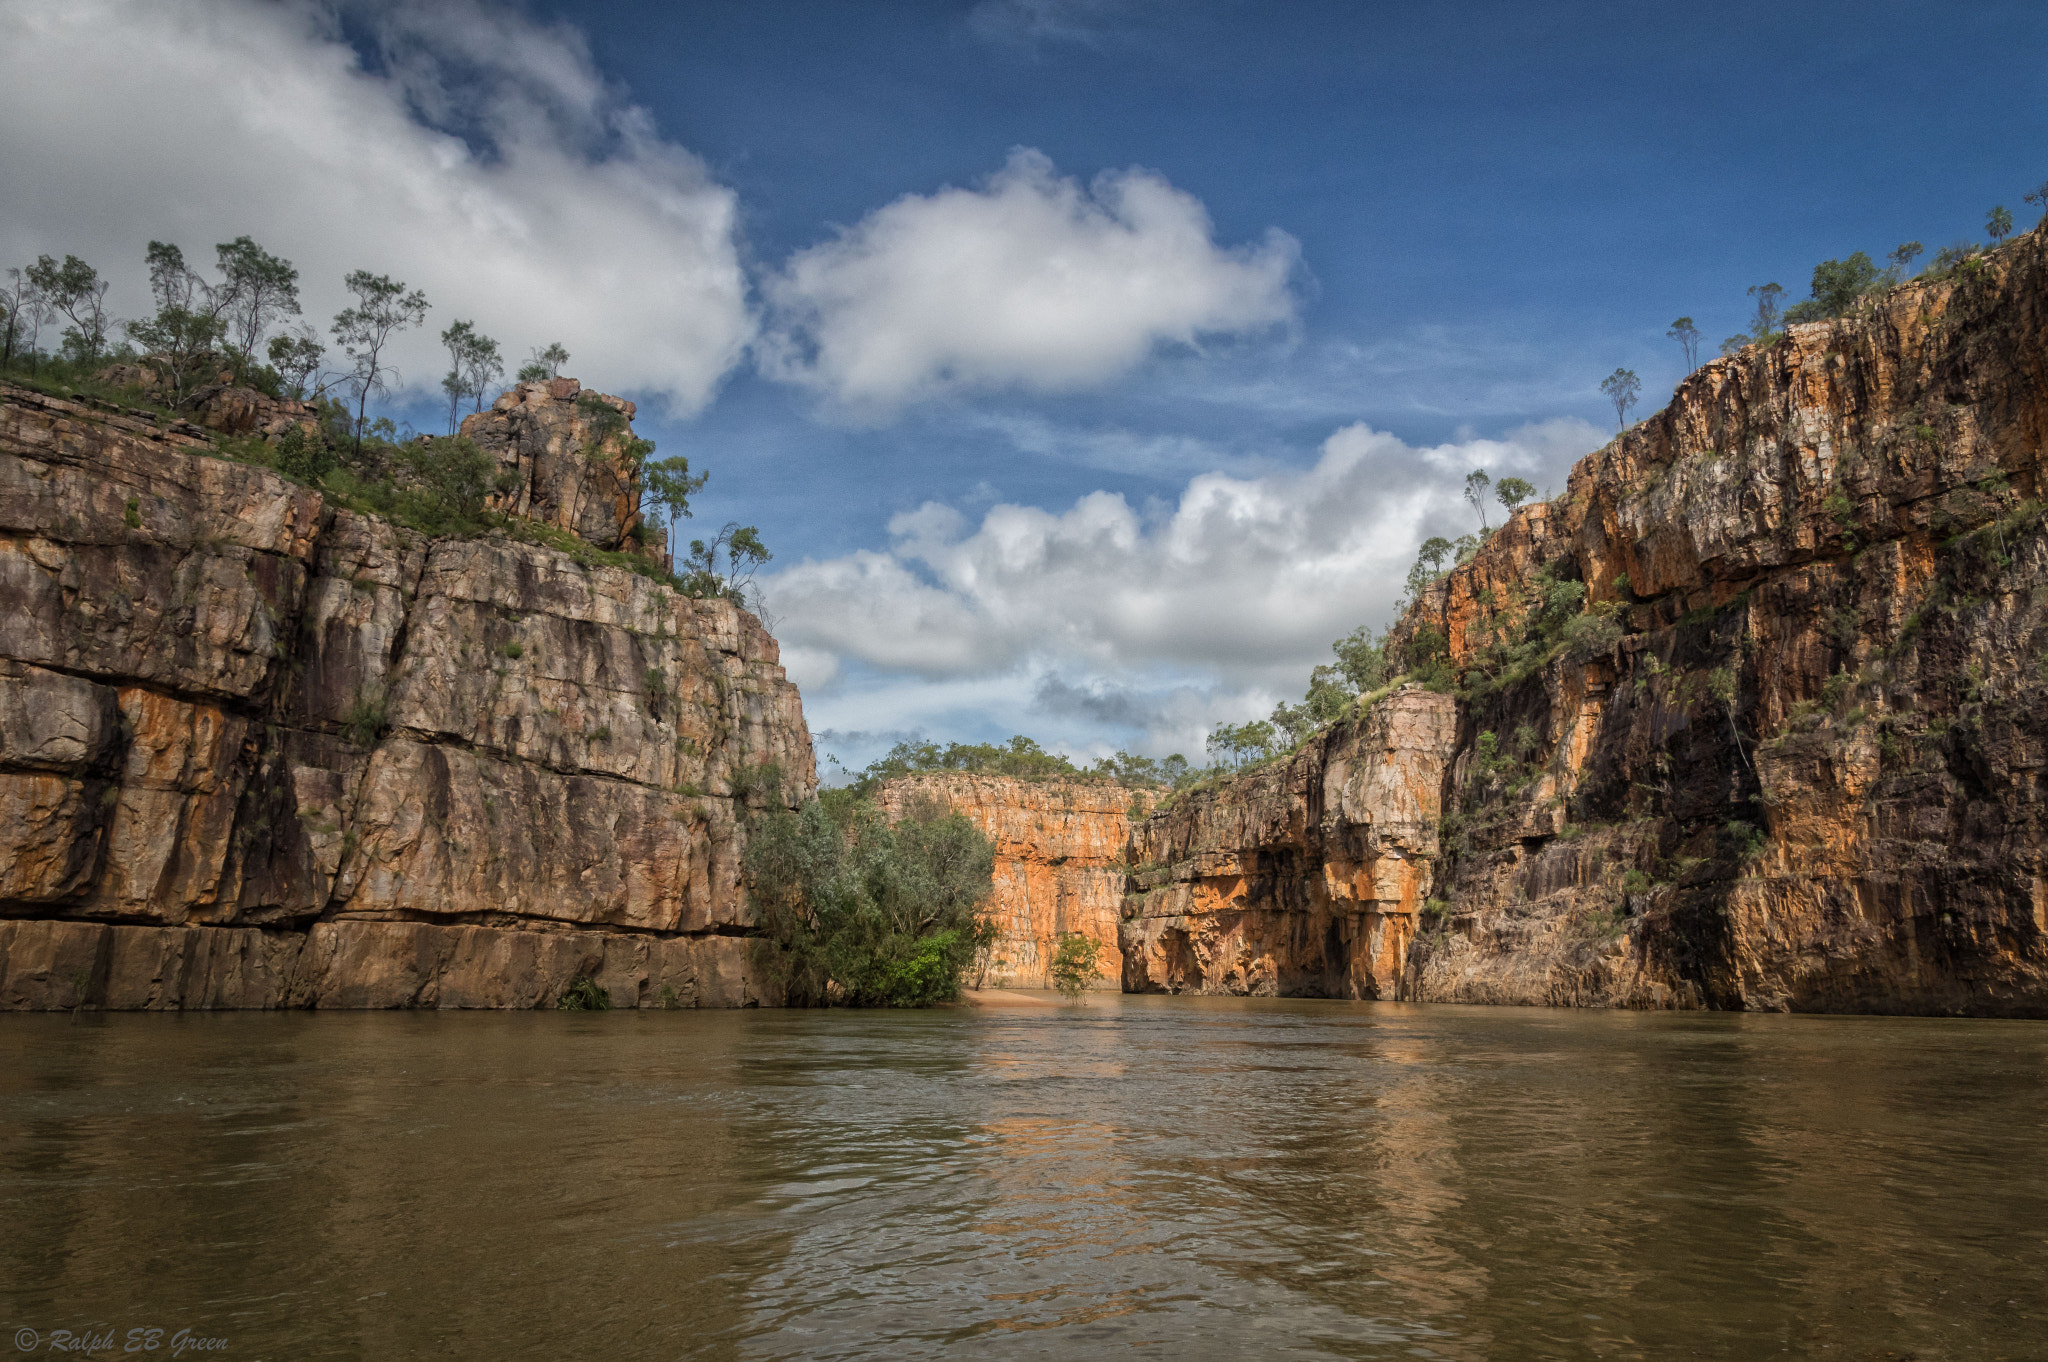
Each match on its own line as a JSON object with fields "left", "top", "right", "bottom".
{"left": 1124, "top": 232, "right": 2048, "bottom": 1016}
{"left": 877, "top": 774, "right": 1153, "bottom": 989}
{"left": 0, "top": 379, "right": 813, "bottom": 1009}
{"left": 1120, "top": 691, "right": 1452, "bottom": 998}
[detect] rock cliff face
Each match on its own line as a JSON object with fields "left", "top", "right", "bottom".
{"left": 1125, "top": 232, "right": 2048, "bottom": 1016}
{"left": 0, "top": 380, "right": 813, "bottom": 1010}
{"left": 877, "top": 774, "right": 1152, "bottom": 989}
{"left": 1119, "top": 691, "right": 1453, "bottom": 998}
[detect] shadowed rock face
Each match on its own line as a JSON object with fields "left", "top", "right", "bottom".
{"left": 1124, "top": 232, "right": 2048, "bottom": 1016}
{"left": 1119, "top": 691, "right": 1455, "bottom": 999}
{"left": 0, "top": 383, "right": 813, "bottom": 1009}
{"left": 876, "top": 774, "right": 1156, "bottom": 990}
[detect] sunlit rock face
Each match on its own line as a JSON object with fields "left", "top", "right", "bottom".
{"left": 462, "top": 378, "right": 649, "bottom": 552}
{"left": 1131, "top": 233, "right": 2048, "bottom": 1016}
{"left": 876, "top": 773, "right": 1156, "bottom": 990}
{"left": 0, "top": 382, "right": 813, "bottom": 1009}
{"left": 1118, "top": 690, "right": 1455, "bottom": 1000}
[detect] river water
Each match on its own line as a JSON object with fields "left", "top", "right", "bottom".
{"left": 1, "top": 995, "right": 2043, "bottom": 1360}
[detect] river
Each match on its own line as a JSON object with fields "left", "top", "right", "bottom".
{"left": 2, "top": 996, "right": 2042, "bottom": 1360}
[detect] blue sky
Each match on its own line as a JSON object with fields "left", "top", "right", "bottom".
{"left": 5, "top": 0, "right": 2046, "bottom": 776}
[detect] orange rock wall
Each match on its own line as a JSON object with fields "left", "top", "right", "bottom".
{"left": 1388, "top": 233, "right": 2048, "bottom": 1014}
{"left": 1119, "top": 690, "right": 1456, "bottom": 998}
{"left": 877, "top": 774, "right": 1155, "bottom": 989}
{"left": 0, "top": 383, "right": 813, "bottom": 1009}
{"left": 1121, "top": 231, "right": 2048, "bottom": 1015}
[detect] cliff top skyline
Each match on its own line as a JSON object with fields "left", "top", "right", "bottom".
{"left": 4, "top": 0, "right": 2042, "bottom": 774}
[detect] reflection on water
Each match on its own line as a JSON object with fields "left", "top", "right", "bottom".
{"left": 2, "top": 997, "right": 2044, "bottom": 1359}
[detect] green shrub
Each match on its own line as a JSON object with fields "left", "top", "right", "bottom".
{"left": 557, "top": 976, "right": 611, "bottom": 1011}
{"left": 1561, "top": 611, "right": 1623, "bottom": 660}
{"left": 341, "top": 689, "right": 387, "bottom": 747}
{"left": 1049, "top": 932, "right": 1104, "bottom": 998}
{"left": 744, "top": 794, "right": 997, "bottom": 1007}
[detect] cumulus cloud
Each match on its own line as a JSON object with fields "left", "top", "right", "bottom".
{"left": 760, "top": 148, "right": 1299, "bottom": 414}
{"left": 0, "top": 0, "right": 750, "bottom": 411}
{"left": 765, "top": 416, "right": 1602, "bottom": 747}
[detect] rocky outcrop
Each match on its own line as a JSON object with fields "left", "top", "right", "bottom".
{"left": 877, "top": 774, "right": 1154, "bottom": 989}
{"left": 1119, "top": 690, "right": 1455, "bottom": 998}
{"left": 0, "top": 381, "right": 812, "bottom": 1009}
{"left": 1130, "top": 231, "right": 2048, "bottom": 1015}
{"left": 461, "top": 378, "right": 647, "bottom": 552}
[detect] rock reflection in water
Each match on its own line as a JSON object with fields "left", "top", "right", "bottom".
{"left": 1, "top": 999, "right": 2044, "bottom": 1359}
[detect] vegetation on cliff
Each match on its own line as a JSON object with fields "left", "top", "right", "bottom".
{"left": 0, "top": 235, "right": 771, "bottom": 609}
{"left": 848, "top": 734, "right": 1196, "bottom": 792}
{"left": 744, "top": 794, "right": 997, "bottom": 1006}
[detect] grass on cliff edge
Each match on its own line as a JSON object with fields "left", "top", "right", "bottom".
{"left": 0, "top": 361, "right": 738, "bottom": 600}
{"left": 744, "top": 792, "right": 997, "bottom": 1007}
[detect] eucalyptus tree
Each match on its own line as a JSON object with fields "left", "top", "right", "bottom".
{"left": 27, "top": 254, "right": 112, "bottom": 362}
{"left": 1463, "top": 468, "right": 1491, "bottom": 530}
{"left": 215, "top": 237, "right": 300, "bottom": 382}
{"left": 1599, "top": 368, "right": 1640, "bottom": 429}
{"left": 331, "top": 271, "right": 429, "bottom": 456}
{"left": 1667, "top": 317, "right": 1700, "bottom": 373}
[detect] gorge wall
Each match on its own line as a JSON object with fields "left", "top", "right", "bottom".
{"left": 1121, "top": 691, "right": 1451, "bottom": 997}
{"left": 1122, "top": 231, "right": 2048, "bottom": 1016}
{"left": 0, "top": 379, "right": 814, "bottom": 1010}
{"left": 877, "top": 774, "right": 1152, "bottom": 989}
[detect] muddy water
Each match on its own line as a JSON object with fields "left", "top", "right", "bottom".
{"left": 1, "top": 997, "right": 2043, "bottom": 1360}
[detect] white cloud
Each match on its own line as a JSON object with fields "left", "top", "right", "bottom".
{"left": 0, "top": 0, "right": 750, "bottom": 411}
{"left": 765, "top": 416, "right": 1602, "bottom": 750}
{"left": 760, "top": 148, "right": 1299, "bottom": 414}
{"left": 965, "top": 0, "right": 1157, "bottom": 48}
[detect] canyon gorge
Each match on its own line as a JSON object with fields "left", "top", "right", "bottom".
{"left": 7, "top": 231, "right": 2048, "bottom": 1015}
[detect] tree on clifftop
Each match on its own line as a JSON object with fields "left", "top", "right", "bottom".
{"left": 1987, "top": 205, "right": 2013, "bottom": 245}
{"left": 1600, "top": 368, "right": 1640, "bottom": 429}
{"left": 27, "top": 254, "right": 112, "bottom": 363}
{"left": 519, "top": 341, "right": 569, "bottom": 382}
{"left": 1464, "top": 468, "right": 1492, "bottom": 530}
{"left": 216, "top": 237, "right": 300, "bottom": 383}
{"left": 438, "top": 320, "right": 503, "bottom": 433}
{"left": 332, "top": 271, "right": 429, "bottom": 457}
{"left": 1667, "top": 317, "right": 1699, "bottom": 373}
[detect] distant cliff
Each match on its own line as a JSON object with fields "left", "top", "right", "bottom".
{"left": 1121, "top": 231, "right": 2048, "bottom": 1016}
{"left": 0, "top": 378, "right": 814, "bottom": 1009}
{"left": 877, "top": 773, "right": 1153, "bottom": 989}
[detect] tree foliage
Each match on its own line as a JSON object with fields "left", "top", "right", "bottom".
{"left": 847, "top": 734, "right": 1193, "bottom": 794}
{"left": 439, "top": 319, "right": 503, "bottom": 433}
{"left": 215, "top": 236, "right": 300, "bottom": 382}
{"left": 1049, "top": 932, "right": 1104, "bottom": 999}
{"left": 332, "top": 270, "right": 430, "bottom": 456}
{"left": 1667, "top": 316, "right": 1700, "bottom": 372}
{"left": 519, "top": 341, "right": 570, "bottom": 382}
{"left": 1599, "top": 367, "right": 1640, "bottom": 429}
{"left": 745, "top": 794, "right": 997, "bottom": 1007}
{"left": 1463, "top": 468, "right": 1491, "bottom": 529}
{"left": 1494, "top": 476, "right": 1535, "bottom": 514}
{"left": 1783, "top": 252, "right": 1883, "bottom": 324}
{"left": 27, "top": 254, "right": 112, "bottom": 363}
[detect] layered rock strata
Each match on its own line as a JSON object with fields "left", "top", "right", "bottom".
{"left": 1125, "top": 231, "right": 2048, "bottom": 1016}
{"left": 1119, "top": 691, "right": 1454, "bottom": 998}
{"left": 0, "top": 381, "right": 812, "bottom": 1009}
{"left": 877, "top": 774, "right": 1153, "bottom": 989}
